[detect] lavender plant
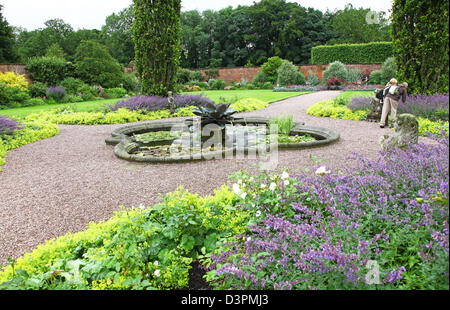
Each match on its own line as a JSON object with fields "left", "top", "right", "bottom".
{"left": 45, "top": 86, "right": 67, "bottom": 103}
{"left": 0, "top": 116, "right": 22, "bottom": 135}
{"left": 109, "top": 93, "right": 214, "bottom": 112}
{"left": 204, "top": 133, "right": 449, "bottom": 290}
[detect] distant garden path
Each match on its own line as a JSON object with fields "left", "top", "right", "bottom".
{"left": 0, "top": 91, "right": 432, "bottom": 264}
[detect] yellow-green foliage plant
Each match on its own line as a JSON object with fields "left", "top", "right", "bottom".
{"left": 0, "top": 120, "right": 59, "bottom": 171}
{"left": 306, "top": 100, "right": 369, "bottom": 121}
{"left": 230, "top": 98, "right": 269, "bottom": 113}
{"left": 0, "top": 186, "right": 252, "bottom": 290}
{"left": 0, "top": 72, "right": 29, "bottom": 92}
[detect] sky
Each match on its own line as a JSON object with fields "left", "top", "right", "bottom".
{"left": 1, "top": 0, "right": 393, "bottom": 31}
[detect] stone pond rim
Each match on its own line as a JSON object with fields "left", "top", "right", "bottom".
{"left": 105, "top": 117, "right": 340, "bottom": 163}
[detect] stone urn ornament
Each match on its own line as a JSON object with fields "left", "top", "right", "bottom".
{"left": 379, "top": 114, "right": 419, "bottom": 150}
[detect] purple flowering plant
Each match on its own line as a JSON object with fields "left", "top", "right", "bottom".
{"left": 202, "top": 133, "right": 449, "bottom": 290}
{"left": 46, "top": 86, "right": 67, "bottom": 103}
{"left": 0, "top": 115, "right": 23, "bottom": 136}
{"left": 108, "top": 93, "right": 214, "bottom": 113}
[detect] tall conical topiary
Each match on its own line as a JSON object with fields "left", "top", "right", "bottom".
{"left": 132, "top": 0, "right": 182, "bottom": 96}
{"left": 391, "top": 0, "right": 449, "bottom": 94}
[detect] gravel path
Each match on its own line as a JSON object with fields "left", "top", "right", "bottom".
{"left": 0, "top": 91, "right": 432, "bottom": 264}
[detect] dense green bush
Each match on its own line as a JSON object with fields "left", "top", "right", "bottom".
{"left": 322, "top": 61, "right": 348, "bottom": 82}
{"left": 392, "top": 0, "right": 449, "bottom": 94}
{"left": 253, "top": 70, "right": 268, "bottom": 84}
{"left": 369, "top": 70, "right": 383, "bottom": 85}
{"left": 306, "top": 70, "right": 320, "bottom": 86}
{"left": 122, "top": 74, "right": 138, "bottom": 92}
{"left": 380, "top": 57, "right": 397, "bottom": 85}
{"left": 105, "top": 88, "right": 127, "bottom": 99}
{"left": 261, "top": 56, "right": 284, "bottom": 84}
{"left": 210, "top": 79, "right": 226, "bottom": 90}
{"left": 346, "top": 68, "right": 362, "bottom": 83}
{"left": 59, "top": 78, "right": 87, "bottom": 95}
{"left": 74, "top": 40, "right": 125, "bottom": 89}
{"left": 190, "top": 71, "right": 203, "bottom": 82}
{"left": 133, "top": 0, "right": 181, "bottom": 96}
{"left": 176, "top": 68, "right": 191, "bottom": 84}
{"left": 0, "top": 82, "right": 30, "bottom": 109}
{"left": 28, "top": 82, "right": 48, "bottom": 98}
{"left": 76, "top": 84, "right": 97, "bottom": 101}
{"left": 311, "top": 42, "right": 393, "bottom": 65}
{"left": 25, "top": 56, "right": 75, "bottom": 86}
{"left": 276, "top": 60, "right": 300, "bottom": 86}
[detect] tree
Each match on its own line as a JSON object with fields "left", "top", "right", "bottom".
{"left": 0, "top": 5, "right": 18, "bottom": 63}
{"left": 391, "top": 0, "right": 449, "bottom": 94}
{"left": 102, "top": 5, "right": 135, "bottom": 65}
{"left": 45, "top": 43, "right": 66, "bottom": 59}
{"left": 328, "top": 4, "right": 391, "bottom": 44}
{"left": 74, "top": 40, "right": 125, "bottom": 88}
{"left": 133, "top": 0, "right": 182, "bottom": 96}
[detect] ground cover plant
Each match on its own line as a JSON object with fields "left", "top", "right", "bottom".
{"left": 0, "top": 115, "right": 59, "bottom": 171}
{"left": 203, "top": 132, "right": 449, "bottom": 290}
{"left": 307, "top": 92, "right": 449, "bottom": 136}
{"left": 0, "top": 131, "right": 447, "bottom": 290}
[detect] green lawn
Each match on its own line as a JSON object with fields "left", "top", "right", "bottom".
{"left": 0, "top": 99, "right": 119, "bottom": 119}
{"left": 0, "top": 90, "right": 309, "bottom": 119}
{"left": 189, "top": 89, "right": 309, "bottom": 104}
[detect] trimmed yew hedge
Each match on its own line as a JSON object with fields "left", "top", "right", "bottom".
{"left": 311, "top": 42, "right": 393, "bottom": 65}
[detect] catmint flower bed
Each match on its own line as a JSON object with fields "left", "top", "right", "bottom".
{"left": 109, "top": 94, "right": 214, "bottom": 112}
{"left": 0, "top": 115, "right": 22, "bottom": 136}
{"left": 203, "top": 133, "right": 449, "bottom": 290}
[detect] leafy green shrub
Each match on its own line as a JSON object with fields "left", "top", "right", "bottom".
{"left": 28, "top": 82, "right": 48, "bottom": 98}
{"left": 190, "top": 71, "right": 204, "bottom": 82}
{"left": 380, "top": 57, "right": 397, "bottom": 85}
{"left": 23, "top": 98, "right": 45, "bottom": 107}
{"left": 253, "top": 71, "right": 268, "bottom": 84}
{"left": 122, "top": 74, "right": 138, "bottom": 92}
{"left": 74, "top": 40, "right": 125, "bottom": 89}
{"left": 230, "top": 98, "right": 268, "bottom": 112}
{"left": 25, "top": 56, "right": 75, "bottom": 86}
{"left": 0, "top": 185, "right": 250, "bottom": 289}
{"left": 76, "top": 84, "right": 97, "bottom": 101}
{"left": 346, "top": 68, "right": 362, "bottom": 83}
{"left": 211, "top": 79, "right": 226, "bottom": 90}
{"left": 269, "top": 114, "right": 294, "bottom": 135}
{"left": 307, "top": 100, "right": 369, "bottom": 121}
{"left": 59, "top": 78, "right": 87, "bottom": 95}
{"left": 0, "top": 72, "right": 28, "bottom": 91}
{"left": 105, "top": 88, "right": 127, "bottom": 99}
{"left": 177, "top": 68, "right": 191, "bottom": 84}
{"left": 296, "top": 71, "right": 306, "bottom": 85}
{"left": 306, "top": 71, "right": 320, "bottom": 86}
{"left": 311, "top": 42, "right": 393, "bottom": 64}
{"left": 276, "top": 60, "right": 300, "bottom": 86}
{"left": 369, "top": 70, "right": 383, "bottom": 84}
{"left": 261, "top": 56, "right": 284, "bottom": 84}
{"left": 0, "top": 82, "right": 30, "bottom": 109}
{"left": 204, "top": 69, "right": 219, "bottom": 80}
{"left": 322, "top": 61, "right": 348, "bottom": 82}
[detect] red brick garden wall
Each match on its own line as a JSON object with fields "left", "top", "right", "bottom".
{"left": 198, "top": 64, "right": 382, "bottom": 83}
{"left": 0, "top": 64, "right": 31, "bottom": 83}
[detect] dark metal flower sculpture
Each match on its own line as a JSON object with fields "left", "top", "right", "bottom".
{"left": 189, "top": 102, "right": 241, "bottom": 130}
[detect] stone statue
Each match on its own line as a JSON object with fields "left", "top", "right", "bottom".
{"left": 366, "top": 89, "right": 384, "bottom": 123}
{"left": 379, "top": 113, "right": 419, "bottom": 150}
{"left": 168, "top": 91, "right": 175, "bottom": 114}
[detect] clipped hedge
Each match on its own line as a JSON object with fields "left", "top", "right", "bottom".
{"left": 311, "top": 42, "right": 393, "bottom": 65}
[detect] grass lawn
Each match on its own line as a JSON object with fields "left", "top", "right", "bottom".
{"left": 0, "top": 90, "right": 309, "bottom": 119}
{"left": 0, "top": 99, "right": 119, "bottom": 119}
{"left": 189, "top": 89, "right": 309, "bottom": 104}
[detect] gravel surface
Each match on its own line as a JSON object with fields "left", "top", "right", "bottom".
{"left": 0, "top": 91, "right": 433, "bottom": 264}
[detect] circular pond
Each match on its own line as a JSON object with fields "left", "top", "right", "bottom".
{"left": 105, "top": 117, "right": 340, "bottom": 163}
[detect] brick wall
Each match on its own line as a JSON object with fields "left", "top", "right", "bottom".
{"left": 196, "top": 64, "right": 382, "bottom": 83}
{"left": 0, "top": 64, "right": 31, "bottom": 84}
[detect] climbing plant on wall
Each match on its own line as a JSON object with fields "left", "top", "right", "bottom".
{"left": 132, "top": 0, "right": 181, "bottom": 96}
{"left": 391, "top": 0, "right": 449, "bottom": 94}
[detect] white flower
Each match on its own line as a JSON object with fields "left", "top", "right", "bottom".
{"left": 247, "top": 237, "right": 252, "bottom": 242}
{"left": 255, "top": 211, "right": 262, "bottom": 217}
{"left": 269, "top": 182, "right": 277, "bottom": 191}
{"left": 154, "top": 269, "right": 161, "bottom": 277}
{"left": 232, "top": 183, "right": 241, "bottom": 195}
{"left": 315, "top": 166, "right": 331, "bottom": 176}
{"left": 249, "top": 177, "right": 254, "bottom": 182}
{"left": 241, "top": 192, "right": 247, "bottom": 199}
{"left": 261, "top": 183, "right": 267, "bottom": 189}
{"left": 139, "top": 203, "right": 146, "bottom": 210}
{"left": 154, "top": 261, "right": 159, "bottom": 266}
{"left": 281, "top": 171, "right": 289, "bottom": 180}
{"left": 238, "top": 179, "right": 243, "bottom": 185}
{"left": 283, "top": 180, "right": 290, "bottom": 186}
